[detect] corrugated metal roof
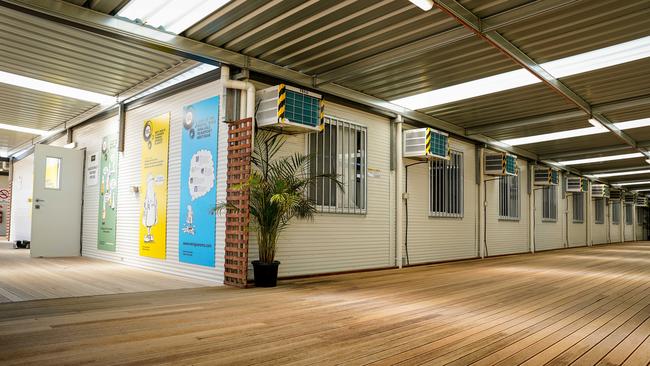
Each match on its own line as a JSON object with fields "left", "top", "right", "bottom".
{"left": 485, "top": 116, "right": 591, "bottom": 141}
{"left": 0, "top": 130, "right": 39, "bottom": 152}
{"left": 576, "top": 157, "right": 649, "bottom": 174}
{"left": 515, "top": 133, "right": 621, "bottom": 156}
{"left": 62, "top": 0, "right": 128, "bottom": 14}
{"left": 421, "top": 83, "right": 575, "bottom": 128}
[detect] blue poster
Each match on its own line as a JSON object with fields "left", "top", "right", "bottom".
{"left": 179, "top": 96, "right": 220, "bottom": 267}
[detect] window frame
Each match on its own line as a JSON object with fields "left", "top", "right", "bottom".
{"left": 306, "top": 116, "right": 368, "bottom": 215}
{"left": 498, "top": 174, "right": 520, "bottom": 221}
{"left": 572, "top": 192, "right": 585, "bottom": 223}
{"left": 542, "top": 185, "right": 558, "bottom": 222}
{"left": 428, "top": 149, "right": 464, "bottom": 218}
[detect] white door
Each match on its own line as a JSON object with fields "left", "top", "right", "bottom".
{"left": 30, "top": 144, "right": 84, "bottom": 257}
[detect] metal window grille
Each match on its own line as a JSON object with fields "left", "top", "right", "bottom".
{"left": 594, "top": 198, "right": 605, "bottom": 224}
{"left": 499, "top": 174, "right": 520, "bottom": 220}
{"left": 429, "top": 150, "right": 463, "bottom": 217}
{"left": 542, "top": 185, "right": 557, "bottom": 221}
{"left": 307, "top": 117, "right": 367, "bottom": 214}
{"left": 625, "top": 204, "right": 633, "bottom": 225}
{"left": 572, "top": 192, "right": 585, "bottom": 223}
{"left": 612, "top": 201, "right": 621, "bottom": 224}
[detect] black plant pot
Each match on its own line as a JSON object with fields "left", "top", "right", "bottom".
{"left": 252, "top": 260, "right": 281, "bottom": 287}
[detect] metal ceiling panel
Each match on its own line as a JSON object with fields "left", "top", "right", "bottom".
{"left": 0, "top": 84, "right": 96, "bottom": 130}
{"left": 576, "top": 157, "right": 649, "bottom": 175}
{"left": 0, "top": 130, "right": 38, "bottom": 152}
{"left": 484, "top": 116, "right": 591, "bottom": 141}
{"left": 603, "top": 103, "right": 650, "bottom": 123}
{"left": 560, "top": 58, "right": 650, "bottom": 106}
{"left": 459, "top": 0, "right": 534, "bottom": 18}
{"left": 340, "top": 37, "right": 516, "bottom": 100}
{"left": 421, "top": 83, "right": 575, "bottom": 128}
{"left": 0, "top": 6, "right": 186, "bottom": 96}
{"left": 497, "top": 0, "right": 650, "bottom": 63}
{"left": 514, "top": 133, "right": 621, "bottom": 156}
{"left": 62, "top": 0, "right": 128, "bottom": 14}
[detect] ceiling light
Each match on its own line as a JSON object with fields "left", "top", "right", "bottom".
{"left": 391, "top": 35, "right": 650, "bottom": 109}
{"left": 0, "top": 71, "right": 114, "bottom": 105}
{"left": 558, "top": 153, "right": 644, "bottom": 165}
{"left": 594, "top": 169, "right": 650, "bottom": 178}
{"left": 118, "top": 0, "right": 230, "bottom": 34}
{"left": 502, "top": 117, "right": 650, "bottom": 146}
{"left": 614, "top": 180, "right": 650, "bottom": 186}
{"left": 409, "top": 0, "right": 434, "bottom": 11}
{"left": 0, "top": 123, "right": 52, "bottom": 136}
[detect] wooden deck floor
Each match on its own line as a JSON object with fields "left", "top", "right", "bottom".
{"left": 0, "top": 242, "right": 209, "bottom": 302}
{"left": 2, "top": 243, "right": 650, "bottom": 365}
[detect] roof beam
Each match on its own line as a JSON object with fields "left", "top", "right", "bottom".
{"left": 433, "top": 0, "right": 650, "bottom": 159}
{"left": 466, "top": 94, "right": 650, "bottom": 135}
{"left": 316, "top": 0, "right": 577, "bottom": 85}
{"left": 0, "top": 0, "right": 538, "bottom": 161}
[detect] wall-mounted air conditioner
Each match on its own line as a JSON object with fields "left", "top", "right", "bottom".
{"left": 624, "top": 192, "right": 636, "bottom": 204}
{"left": 485, "top": 152, "right": 517, "bottom": 176}
{"left": 566, "top": 176, "right": 588, "bottom": 192}
{"left": 591, "top": 184, "right": 610, "bottom": 198}
{"left": 609, "top": 189, "right": 623, "bottom": 201}
{"left": 403, "top": 128, "right": 449, "bottom": 160}
{"left": 256, "top": 84, "right": 323, "bottom": 133}
{"left": 534, "top": 167, "right": 559, "bottom": 186}
{"left": 636, "top": 195, "right": 648, "bottom": 207}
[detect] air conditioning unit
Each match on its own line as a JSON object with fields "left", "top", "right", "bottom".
{"left": 485, "top": 152, "right": 517, "bottom": 176}
{"left": 624, "top": 192, "right": 636, "bottom": 205}
{"left": 256, "top": 84, "right": 323, "bottom": 133}
{"left": 609, "top": 189, "right": 623, "bottom": 201}
{"left": 534, "top": 167, "right": 559, "bottom": 186}
{"left": 403, "top": 128, "right": 449, "bottom": 160}
{"left": 566, "top": 176, "right": 588, "bottom": 192}
{"left": 591, "top": 184, "right": 610, "bottom": 198}
{"left": 636, "top": 195, "right": 648, "bottom": 207}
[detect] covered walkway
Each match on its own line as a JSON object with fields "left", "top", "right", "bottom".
{"left": 2, "top": 243, "right": 650, "bottom": 365}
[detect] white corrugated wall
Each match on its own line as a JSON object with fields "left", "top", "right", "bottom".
{"left": 592, "top": 199, "right": 609, "bottom": 245}
{"left": 635, "top": 208, "right": 645, "bottom": 241}
{"left": 485, "top": 159, "right": 530, "bottom": 256}
{"left": 533, "top": 176, "right": 565, "bottom": 251}
{"left": 624, "top": 204, "right": 634, "bottom": 241}
{"left": 400, "top": 138, "right": 478, "bottom": 265}
{"left": 611, "top": 202, "right": 623, "bottom": 243}
{"left": 248, "top": 103, "right": 393, "bottom": 277}
{"left": 568, "top": 193, "right": 587, "bottom": 247}
{"left": 73, "top": 80, "right": 225, "bottom": 284}
{"left": 9, "top": 154, "right": 33, "bottom": 242}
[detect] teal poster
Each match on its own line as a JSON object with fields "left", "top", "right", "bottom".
{"left": 98, "top": 134, "right": 119, "bottom": 251}
{"left": 179, "top": 96, "right": 219, "bottom": 266}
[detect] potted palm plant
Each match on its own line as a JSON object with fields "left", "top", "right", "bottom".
{"left": 228, "top": 130, "right": 340, "bottom": 287}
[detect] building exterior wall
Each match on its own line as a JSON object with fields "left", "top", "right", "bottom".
{"left": 591, "top": 199, "right": 609, "bottom": 245}
{"left": 485, "top": 159, "right": 530, "bottom": 256}
{"left": 9, "top": 154, "right": 33, "bottom": 242}
{"left": 568, "top": 193, "right": 587, "bottom": 247}
{"left": 70, "top": 80, "right": 226, "bottom": 284}
{"left": 533, "top": 174, "right": 565, "bottom": 251}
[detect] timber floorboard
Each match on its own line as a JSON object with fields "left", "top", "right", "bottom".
{"left": 0, "top": 242, "right": 210, "bottom": 302}
{"left": 2, "top": 243, "right": 650, "bottom": 365}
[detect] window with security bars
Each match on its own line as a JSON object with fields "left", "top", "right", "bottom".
{"left": 499, "top": 174, "right": 520, "bottom": 220}
{"left": 612, "top": 201, "right": 621, "bottom": 224}
{"left": 572, "top": 193, "right": 585, "bottom": 223}
{"left": 429, "top": 150, "right": 463, "bottom": 217}
{"left": 594, "top": 198, "right": 605, "bottom": 224}
{"left": 625, "top": 204, "right": 633, "bottom": 225}
{"left": 542, "top": 185, "right": 557, "bottom": 221}
{"left": 307, "top": 117, "right": 367, "bottom": 214}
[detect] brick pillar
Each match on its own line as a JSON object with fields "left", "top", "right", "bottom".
{"left": 224, "top": 118, "right": 252, "bottom": 287}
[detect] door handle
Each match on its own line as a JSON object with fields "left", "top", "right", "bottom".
{"left": 35, "top": 199, "right": 45, "bottom": 203}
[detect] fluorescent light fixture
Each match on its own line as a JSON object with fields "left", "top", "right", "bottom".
{"left": 614, "top": 180, "right": 650, "bottom": 186}
{"left": 409, "top": 0, "right": 434, "bottom": 11}
{"left": 0, "top": 123, "right": 52, "bottom": 136}
{"left": 0, "top": 71, "right": 114, "bottom": 105}
{"left": 558, "top": 153, "right": 644, "bottom": 166}
{"left": 391, "top": 35, "right": 650, "bottom": 109}
{"left": 594, "top": 169, "right": 650, "bottom": 178}
{"left": 124, "top": 64, "right": 218, "bottom": 102}
{"left": 502, "top": 117, "right": 650, "bottom": 146}
{"left": 118, "top": 0, "right": 230, "bottom": 34}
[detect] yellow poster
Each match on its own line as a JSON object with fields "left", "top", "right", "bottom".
{"left": 139, "top": 113, "right": 170, "bottom": 259}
